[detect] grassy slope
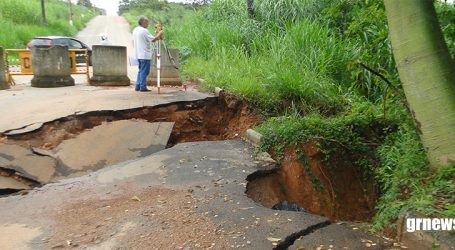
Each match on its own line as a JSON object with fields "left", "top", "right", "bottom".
{"left": 0, "top": 0, "right": 97, "bottom": 48}
{"left": 122, "top": 0, "right": 455, "bottom": 233}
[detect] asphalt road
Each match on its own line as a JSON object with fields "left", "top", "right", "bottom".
{"left": 76, "top": 15, "right": 138, "bottom": 81}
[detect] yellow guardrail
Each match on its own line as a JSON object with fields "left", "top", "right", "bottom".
{"left": 5, "top": 48, "right": 90, "bottom": 85}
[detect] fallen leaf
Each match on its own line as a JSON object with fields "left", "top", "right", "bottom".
{"left": 132, "top": 196, "right": 141, "bottom": 202}
{"left": 267, "top": 237, "right": 281, "bottom": 243}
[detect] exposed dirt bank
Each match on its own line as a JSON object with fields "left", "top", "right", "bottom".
{"left": 247, "top": 141, "right": 378, "bottom": 222}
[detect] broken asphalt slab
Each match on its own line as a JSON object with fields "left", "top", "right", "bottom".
{"left": 52, "top": 120, "right": 174, "bottom": 180}
{"left": 0, "top": 85, "right": 210, "bottom": 134}
{"left": 0, "top": 140, "right": 388, "bottom": 249}
{"left": 0, "top": 144, "right": 56, "bottom": 184}
{"left": 0, "top": 121, "right": 174, "bottom": 191}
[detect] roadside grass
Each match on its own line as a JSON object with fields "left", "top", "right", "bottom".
{"left": 121, "top": 0, "right": 455, "bottom": 232}
{"left": 172, "top": 12, "right": 351, "bottom": 114}
{"left": 0, "top": 0, "right": 97, "bottom": 48}
{"left": 374, "top": 122, "right": 455, "bottom": 231}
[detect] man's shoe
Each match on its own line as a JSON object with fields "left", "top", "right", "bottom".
{"left": 139, "top": 89, "right": 151, "bottom": 92}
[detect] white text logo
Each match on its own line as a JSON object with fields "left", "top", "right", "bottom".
{"left": 406, "top": 218, "right": 455, "bottom": 232}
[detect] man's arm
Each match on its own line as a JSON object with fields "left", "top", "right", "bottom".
{"left": 151, "top": 31, "right": 163, "bottom": 42}
{"left": 144, "top": 30, "right": 162, "bottom": 42}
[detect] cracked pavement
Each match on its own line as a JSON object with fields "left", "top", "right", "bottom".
{"left": 0, "top": 140, "right": 391, "bottom": 249}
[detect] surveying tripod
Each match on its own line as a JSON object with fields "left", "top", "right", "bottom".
{"left": 154, "top": 22, "right": 179, "bottom": 94}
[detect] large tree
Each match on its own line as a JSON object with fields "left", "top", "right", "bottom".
{"left": 384, "top": 0, "right": 455, "bottom": 167}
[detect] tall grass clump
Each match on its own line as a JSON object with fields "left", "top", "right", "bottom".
{"left": 165, "top": 0, "right": 352, "bottom": 113}
{"left": 0, "top": 0, "right": 97, "bottom": 48}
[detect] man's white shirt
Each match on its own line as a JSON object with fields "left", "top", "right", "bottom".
{"left": 132, "top": 26, "right": 155, "bottom": 60}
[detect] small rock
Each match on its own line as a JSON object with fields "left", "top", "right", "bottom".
{"left": 267, "top": 237, "right": 281, "bottom": 243}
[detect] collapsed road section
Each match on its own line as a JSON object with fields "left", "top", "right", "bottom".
{"left": 0, "top": 94, "right": 260, "bottom": 195}
{"left": 0, "top": 90, "right": 393, "bottom": 249}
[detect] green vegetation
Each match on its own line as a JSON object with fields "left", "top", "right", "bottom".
{"left": 120, "top": 0, "right": 192, "bottom": 32}
{"left": 121, "top": 0, "right": 455, "bottom": 232}
{"left": 0, "top": 0, "right": 98, "bottom": 48}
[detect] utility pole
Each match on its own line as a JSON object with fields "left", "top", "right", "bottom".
{"left": 41, "top": 0, "right": 47, "bottom": 25}
{"left": 68, "top": 0, "right": 73, "bottom": 26}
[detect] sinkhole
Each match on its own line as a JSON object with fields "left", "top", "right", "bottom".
{"left": 246, "top": 142, "right": 378, "bottom": 222}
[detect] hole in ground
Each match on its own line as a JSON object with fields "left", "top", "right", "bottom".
{"left": 1, "top": 94, "right": 260, "bottom": 150}
{"left": 0, "top": 94, "right": 261, "bottom": 194}
{"left": 246, "top": 141, "right": 378, "bottom": 222}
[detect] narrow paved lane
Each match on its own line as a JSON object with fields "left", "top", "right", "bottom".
{"left": 76, "top": 15, "right": 138, "bottom": 81}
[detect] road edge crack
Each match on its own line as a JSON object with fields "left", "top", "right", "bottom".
{"left": 273, "top": 220, "right": 331, "bottom": 250}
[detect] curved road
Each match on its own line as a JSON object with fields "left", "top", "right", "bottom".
{"left": 76, "top": 15, "right": 138, "bottom": 81}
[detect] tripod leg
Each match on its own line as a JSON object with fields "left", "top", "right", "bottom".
{"left": 162, "top": 40, "right": 179, "bottom": 69}
{"left": 157, "top": 40, "right": 161, "bottom": 94}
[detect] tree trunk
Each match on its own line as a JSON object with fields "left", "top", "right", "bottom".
{"left": 384, "top": 0, "right": 455, "bottom": 167}
{"left": 68, "top": 0, "right": 73, "bottom": 26}
{"left": 247, "top": 0, "right": 255, "bottom": 19}
{"left": 41, "top": 0, "right": 47, "bottom": 25}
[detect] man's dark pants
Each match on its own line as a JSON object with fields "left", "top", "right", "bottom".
{"left": 136, "top": 59, "right": 151, "bottom": 90}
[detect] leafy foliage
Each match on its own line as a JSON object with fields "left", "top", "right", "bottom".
{"left": 0, "top": 0, "right": 97, "bottom": 48}
{"left": 374, "top": 123, "right": 455, "bottom": 230}
{"left": 119, "top": 0, "right": 168, "bottom": 15}
{"left": 436, "top": 1, "right": 455, "bottom": 59}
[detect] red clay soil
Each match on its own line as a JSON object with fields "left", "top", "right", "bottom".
{"left": 247, "top": 140, "right": 377, "bottom": 222}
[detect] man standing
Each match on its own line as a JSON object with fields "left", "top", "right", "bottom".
{"left": 132, "top": 16, "right": 163, "bottom": 92}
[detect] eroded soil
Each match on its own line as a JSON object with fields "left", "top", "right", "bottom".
{"left": 1, "top": 94, "right": 260, "bottom": 150}
{"left": 247, "top": 141, "right": 378, "bottom": 222}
